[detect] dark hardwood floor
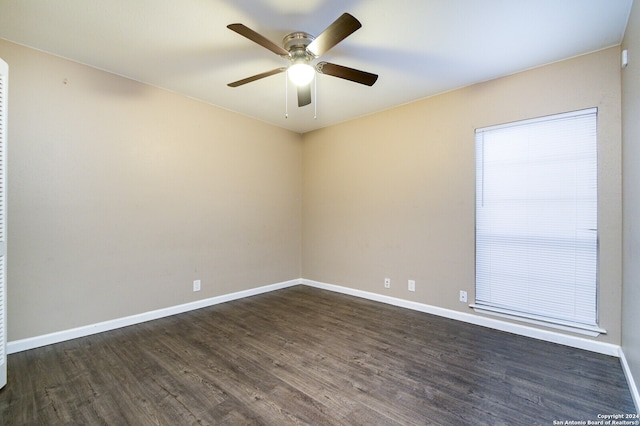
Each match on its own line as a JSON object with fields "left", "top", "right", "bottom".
{"left": 0, "top": 285, "right": 635, "bottom": 425}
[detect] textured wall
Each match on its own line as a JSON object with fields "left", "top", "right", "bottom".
{"left": 0, "top": 38, "right": 627, "bottom": 351}
{"left": 302, "top": 47, "right": 623, "bottom": 344}
{"left": 1, "top": 39, "right": 302, "bottom": 340}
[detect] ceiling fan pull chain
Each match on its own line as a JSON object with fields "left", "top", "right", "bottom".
{"left": 285, "top": 72, "right": 289, "bottom": 119}
{"left": 314, "top": 75, "right": 317, "bottom": 120}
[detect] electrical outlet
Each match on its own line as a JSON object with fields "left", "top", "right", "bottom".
{"left": 408, "top": 279, "right": 415, "bottom": 292}
{"left": 384, "top": 278, "right": 391, "bottom": 288}
{"left": 193, "top": 279, "right": 201, "bottom": 292}
{"left": 459, "top": 290, "right": 467, "bottom": 303}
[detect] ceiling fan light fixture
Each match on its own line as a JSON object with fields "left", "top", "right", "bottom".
{"left": 227, "top": 13, "right": 378, "bottom": 108}
{"left": 287, "top": 62, "right": 315, "bottom": 86}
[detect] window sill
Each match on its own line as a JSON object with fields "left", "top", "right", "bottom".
{"left": 469, "top": 304, "right": 607, "bottom": 337}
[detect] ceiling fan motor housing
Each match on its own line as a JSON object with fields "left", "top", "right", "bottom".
{"left": 283, "top": 32, "right": 316, "bottom": 62}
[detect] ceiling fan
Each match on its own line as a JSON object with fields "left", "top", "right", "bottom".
{"left": 227, "top": 13, "right": 378, "bottom": 107}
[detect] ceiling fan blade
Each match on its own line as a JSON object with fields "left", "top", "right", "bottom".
{"left": 227, "top": 23, "right": 290, "bottom": 57}
{"left": 227, "top": 68, "right": 287, "bottom": 87}
{"left": 316, "top": 62, "right": 378, "bottom": 86}
{"left": 306, "top": 13, "right": 362, "bottom": 57}
{"left": 297, "top": 84, "right": 312, "bottom": 107}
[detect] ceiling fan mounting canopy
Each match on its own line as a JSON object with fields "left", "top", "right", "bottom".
{"left": 227, "top": 13, "right": 378, "bottom": 108}
{"left": 282, "top": 32, "right": 315, "bottom": 57}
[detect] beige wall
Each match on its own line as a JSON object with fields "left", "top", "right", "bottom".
{"left": 0, "top": 37, "right": 626, "bottom": 349}
{"left": 302, "top": 47, "right": 623, "bottom": 345}
{"left": 622, "top": 0, "right": 640, "bottom": 401}
{"left": 0, "top": 39, "right": 302, "bottom": 340}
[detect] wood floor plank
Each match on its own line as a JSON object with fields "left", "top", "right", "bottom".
{"left": 0, "top": 285, "right": 635, "bottom": 425}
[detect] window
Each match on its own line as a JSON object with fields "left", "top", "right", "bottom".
{"left": 473, "top": 108, "right": 603, "bottom": 336}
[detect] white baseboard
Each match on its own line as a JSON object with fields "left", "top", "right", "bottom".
{"left": 8, "top": 277, "right": 624, "bottom": 358}
{"left": 7, "top": 279, "right": 300, "bottom": 354}
{"left": 619, "top": 348, "right": 640, "bottom": 414}
{"left": 8, "top": 277, "right": 638, "bottom": 410}
{"left": 301, "top": 278, "right": 639, "bottom": 408}
{"left": 301, "top": 279, "right": 622, "bottom": 357}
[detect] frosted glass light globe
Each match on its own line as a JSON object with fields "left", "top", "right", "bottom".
{"left": 287, "top": 63, "right": 315, "bottom": 86}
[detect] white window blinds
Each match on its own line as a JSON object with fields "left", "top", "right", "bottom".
{"left": 474, "top": 108, "right": 599, "bottom": 332}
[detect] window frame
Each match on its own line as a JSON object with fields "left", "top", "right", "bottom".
{"left": 471, "top": 108, "right": 606, "bottom": 337}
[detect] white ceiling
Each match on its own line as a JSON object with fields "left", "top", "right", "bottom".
{"left": 0, "top": 0, "right": 633, "bottom": 133}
